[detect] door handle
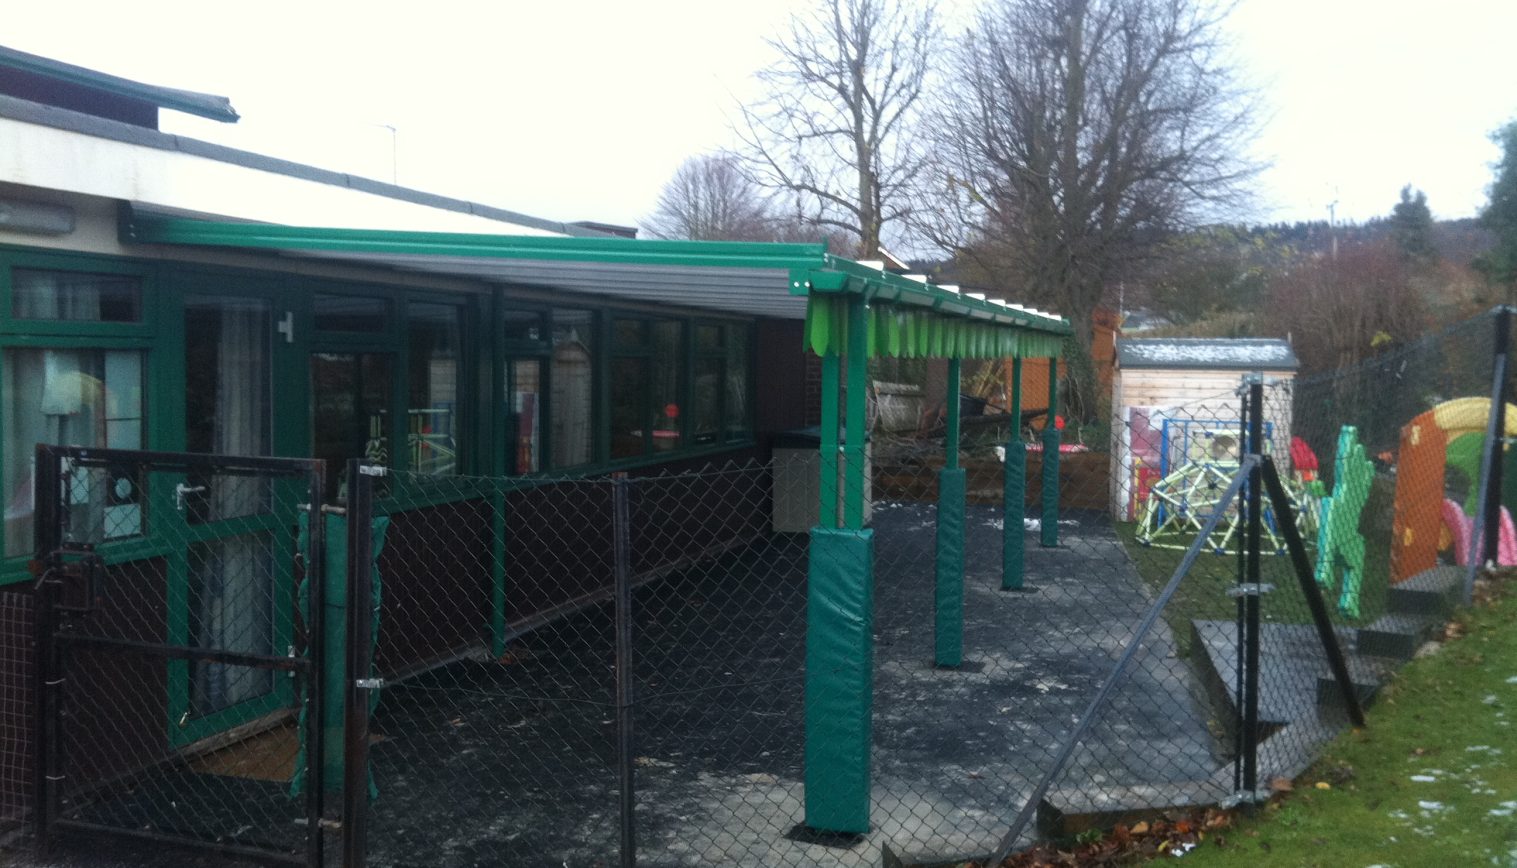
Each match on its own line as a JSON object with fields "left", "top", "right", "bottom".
{"left": 174, "top": 483, "right": 208, "bottom": 510}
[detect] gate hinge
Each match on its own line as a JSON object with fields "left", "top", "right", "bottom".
{"left": 358, "top": 465, "right": 387, "bottom": 477}
{"left": 355, "top": 677, "right": 385, "bottom": 690}
{"left": 1226, "top": 583, "right": 1275, "bottom": 598}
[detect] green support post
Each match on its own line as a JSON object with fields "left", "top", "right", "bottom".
{"left": 1040, "top": 356, "right": 1061, "bottom": 548}
{"left": 1003, "top": 357, "right": 1026, "bottom": 590}
{"left": 936, "top": 357, "right": 966, "bottom": 666}
{"left": 843, "top": 298, "right": 870, "bottom": 530}
{"left": 803, "top": 295, "right": 874, "bottom": 834}
{"left": 820, "top": 353, "right": 841, "bottom": 528}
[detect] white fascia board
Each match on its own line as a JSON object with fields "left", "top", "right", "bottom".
{"left": 0, "top": 116, "right": 566, "bottom": 237}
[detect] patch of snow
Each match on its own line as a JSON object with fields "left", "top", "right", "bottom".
{"left": 1484, "top": 694, "right": 1501, "bottom": 705}
{"left": 1418, "top": 800, "right": 1447, "bottom": 812}
{"left": 1410, "top": 775, "right": 1438, "bottom": 783}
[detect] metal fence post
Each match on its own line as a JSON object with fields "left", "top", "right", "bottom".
{"left": 611, "top": 472, "right": 636, "bottom": 868}
{"left": 305, "top": 466, "right": 327, "bottom": 868}
{"left": 30, "top": 444, "right": 60, "bottom": 856}
{"left": 1241, "top": 375, "right": 1264, "bottom": 798}
{"left": 1484, "top": 306, "right": 1511, "bottom": 566}
{"left": 343, "top": 459, "right": 377, "bottom": 868}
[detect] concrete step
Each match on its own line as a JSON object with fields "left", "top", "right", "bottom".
{"left": 1036, "top": 779, "right": 1231, "bottom": 837}
{"left": 1388, "top": 565, "right": 1463, "bottom": 617}
{"left": 1356, "top": 612, "right": 1440, "bottom": 660}
{"left": 1315, "top": 654, "right": 1395, "bottom": 709}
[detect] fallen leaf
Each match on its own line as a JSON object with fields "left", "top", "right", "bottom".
{"left": 1315, "top": 781, "right": 1331, "bottom": 790}
{"left": 1269, "top": 777, "right": 1294, "bottom": 793}
{"left": 1130, "top": 821, "right": 1150, "bottom": 835}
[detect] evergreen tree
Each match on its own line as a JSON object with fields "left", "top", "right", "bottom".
{"left": 1390, "top": 185, "right": 1437, "bottom": 262}
{"left": 1479, "top": 121, "right": 1517, "bottom": 286}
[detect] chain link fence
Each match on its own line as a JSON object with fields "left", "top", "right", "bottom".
{"left": 7, "top": 309, "right": 1512, "bottom": 868}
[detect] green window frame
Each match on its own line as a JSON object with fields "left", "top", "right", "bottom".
{"left": 308, "top": 284, "right": 479, "bottom": 497}
{"left": 0, "top": 250, "right": 159, "bottom": 579}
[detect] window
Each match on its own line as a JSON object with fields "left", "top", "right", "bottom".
{"left": 610, "top": 317, "right": 685, "bottom": 459}
{"left": 550, "top": 309, "right": 594, "bottom": 469}
{"left": 725, "top": 325, "right": 751, "bottom": 439}
{"left": 690, "top": 322, "right": 752, "bottom": 446}
{"left": 311, "top": 352, "right": 393, "bottom": 500}
{"left": 3, "top": 347, "right": 145, "bottom": 552}
{"left": 12, "top": 268, "right": 140, "bottom": 322}
{"left": 314, "top": 293, "right": 389, "bottom": 332}
{"left": 508, "top": 359, "right": 542, "bottom": 473}
{"left": 407, "top": 303, "right": 462, "bottom": 476}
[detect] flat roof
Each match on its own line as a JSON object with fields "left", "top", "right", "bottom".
{"left": 0, "top": 44, "right": 239, "bottom": 123}
{"left": 1116, "top": 337, "right": 1299, "bottom": 371}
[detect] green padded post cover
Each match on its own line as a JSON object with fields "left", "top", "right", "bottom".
{"left": 936, "top": 468, "right": 967, "bottom": 666}
{"left": 1003, "top": 442, "right": 1026, "bottom": 590}
{"left": 803, "top": 526, "right": 875, "bottom": 834}
{"left": 291, "top": 511, "right": 389, "bottom": 797}
{"left": 1040, "top": 425, "right": 1061, "bottom": 548}
{"left": 1041, "top": 357, "right": 1060, "bottom": 547}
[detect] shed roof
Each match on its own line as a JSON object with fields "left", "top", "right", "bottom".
{"left": 1116, "top": 338, "right": 1299, "bottom": 371}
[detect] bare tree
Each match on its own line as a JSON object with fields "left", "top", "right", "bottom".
{"left": 737, "top": 0, "right": 936, "bottom": 256}
{"left": 922, "top": 0, "right": 1258, "bottom": 414}
{"left": 643, "top": 153, "right": 779, "bottom": 241}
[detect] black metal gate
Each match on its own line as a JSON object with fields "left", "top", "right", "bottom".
{"left": 31, "top": 445, "right": 329, "bottom": 866}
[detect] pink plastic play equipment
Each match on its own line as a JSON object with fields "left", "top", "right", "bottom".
{"left": 1440, "top": 498, "right": 1517, "bottom": 567}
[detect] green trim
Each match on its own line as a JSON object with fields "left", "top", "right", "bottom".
{"left": 124, "top": 212, "right": 828, "bottom": 270}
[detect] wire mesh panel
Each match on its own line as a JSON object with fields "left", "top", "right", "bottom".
{"left": 32, "top": 448, "right": 324, "bottom": 866}
{"left": 361, "top": 470, "right": 621, "bottom": 867}
{"left": 0, "top": 591, "right": 32, "bottom": 830}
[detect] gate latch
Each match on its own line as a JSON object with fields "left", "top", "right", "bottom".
{"left": 355, "top": 677, "right": 385, "bottom": 690}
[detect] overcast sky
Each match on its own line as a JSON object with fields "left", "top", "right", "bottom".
{"left": 9, "top": 0, "right": 1517, "bottom": 237}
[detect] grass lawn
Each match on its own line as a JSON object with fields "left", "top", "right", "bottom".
{"left": 1113, "top": 521, "right": 1387, "bottom": 659}
{"left": 1163, "top": 578, "right": 1517, "bottom": 866}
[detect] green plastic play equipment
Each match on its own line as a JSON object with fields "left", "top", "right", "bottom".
{"left": 1314, "top": 426, "right": 1374, "bottom": 618}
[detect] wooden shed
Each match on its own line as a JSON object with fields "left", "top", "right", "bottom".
{"left": 1110, "top": 337, "right": 1299, "bottom": 520}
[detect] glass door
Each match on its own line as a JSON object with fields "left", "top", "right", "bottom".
{"left": 169, "top": 293, "right": 295, "bottom": 745}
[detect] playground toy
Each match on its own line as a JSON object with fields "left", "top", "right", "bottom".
{"left": 1313, "top": 426, "right": 1374, "bottom": 618}
{"left": 1439, "top": 498, "right": 1517, "bottom": 568}
{"left": 1390, "top": 397, "right": 1517, "bottom": 583}
{"left": 1135, "top": 425, "right": 1315, "bottom": 555}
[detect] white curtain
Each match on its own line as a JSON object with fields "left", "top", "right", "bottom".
{"left": 3, "top": 273, "right": 106, "bottom": 553}
{"left": 191, "top": 299, "right": 274, "bottom": 714}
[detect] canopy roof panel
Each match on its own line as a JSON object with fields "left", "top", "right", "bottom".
{"left": 122, "top": 210, "right": 1070, "bottom": 354}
